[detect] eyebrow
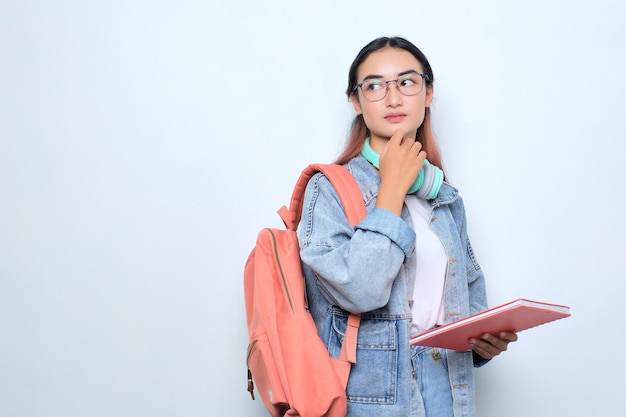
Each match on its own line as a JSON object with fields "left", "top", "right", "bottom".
{"left": 361, "top": 70, "right": 420, "bottom": 81}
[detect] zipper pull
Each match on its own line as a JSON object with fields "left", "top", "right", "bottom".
{"left": 247, "top": 368, "right": 255, "bottom": 400}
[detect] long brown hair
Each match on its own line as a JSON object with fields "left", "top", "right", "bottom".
{"left": 335, "top": 37, "right": 444, "bottom": 174}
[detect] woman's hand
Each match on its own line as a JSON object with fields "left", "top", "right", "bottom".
{"left": 375, "top": 129, "right": 425, "bottom": 215}
{"left": 469, "top": 332, "right": 518, "bottom": 360}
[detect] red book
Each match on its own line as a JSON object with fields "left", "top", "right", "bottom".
{"left": 409, "top": 298, "right": 571, "bottom": 351}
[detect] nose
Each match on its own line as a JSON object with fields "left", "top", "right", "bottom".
{"left": 385, "top": 81, "right": 402, "bottom": 106}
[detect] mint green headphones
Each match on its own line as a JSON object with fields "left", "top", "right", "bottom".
{"left": 361, "top": 137, "right": 443, "bottom": 199}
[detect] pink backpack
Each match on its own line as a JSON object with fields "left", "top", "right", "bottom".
{"left": 244, "top": 164, "right": 365, "bottom": 417}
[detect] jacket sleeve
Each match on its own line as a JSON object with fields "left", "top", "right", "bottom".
{"left": 298, "top": 172, "right": 416, "bottom": 314}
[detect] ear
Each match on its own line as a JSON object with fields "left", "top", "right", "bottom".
{"left": 425, "top": 86, "right": 434, "bottom": 107}
{"left": 350, "top": 93, "right": 363, "bottom": 115}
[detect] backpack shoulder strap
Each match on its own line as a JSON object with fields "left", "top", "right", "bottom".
{"left": 283, "top": 163, "right": 365, "bottom": 385}
{"left": 286, "top": 163, "right": 366, "bottom": 230}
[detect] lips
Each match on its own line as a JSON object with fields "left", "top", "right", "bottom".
{"left": 385, "top": 113, "right": 407, "bottom": 123}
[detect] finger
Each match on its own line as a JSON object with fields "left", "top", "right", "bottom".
{"left": 499, "top": 332, "right": 518, "bottom": 343}
{"left": 469, "top": 339, "right": 498, "bottom": 360}
{"left": 413, "top": 142, "right": 426, "bottom": 161}
{"left": 408, "top": 137, "right": 423, "bottom": 151}
{"left": 381, "top": 129, "right": 405, "bottom": 157}
{"left": 470, "top": 335, "right": 502, "bottom": 356}
{"left": 483, "top": 333, "right": 511, "bottom": 351}
{"left": 389, "top": 129, "right": 405, "bottom": 147}
{"left": 400, "top": 130, "right": 421, "bottom": 150}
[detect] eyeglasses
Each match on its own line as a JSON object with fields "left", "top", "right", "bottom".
{"left": 354, "top": 71, "right": 429, "bottom": 102}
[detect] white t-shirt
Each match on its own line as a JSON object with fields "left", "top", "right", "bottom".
{"left": 404, "top": 195, "right": 447, "bottom": 334}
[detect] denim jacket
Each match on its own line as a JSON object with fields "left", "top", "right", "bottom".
{"left": 298, "top": 156, "right": 488, "bottom": 417}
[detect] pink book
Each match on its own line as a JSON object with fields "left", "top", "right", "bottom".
{"left": 409, "top": 298, "right": 571, "bottom": 351}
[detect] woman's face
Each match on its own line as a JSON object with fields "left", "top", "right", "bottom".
{"left": 351, "top": 47, "right": 433, "bottom": 153}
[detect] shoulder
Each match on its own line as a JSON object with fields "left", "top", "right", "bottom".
{"left": 304, "top": 157, "right": 377, "bottom": 203}
{"left": 344, "top": 156, "right": 379, "bottom": 206}
{"left": 433, "top": 182, "right": 459, "bottom": 205}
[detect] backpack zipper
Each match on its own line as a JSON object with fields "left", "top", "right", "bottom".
{"left": 246, "top": 340, "right": 257, "bottom": 400}
{"left": 267, "top": 228, "right": 295, "bottom": 314}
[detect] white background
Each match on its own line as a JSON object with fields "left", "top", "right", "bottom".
{"left": 1, "top": 1, "right": 624, "bottom": 416}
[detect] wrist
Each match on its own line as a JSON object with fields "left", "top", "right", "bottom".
{"left": 375, "top": 183, "right": 405, "bottom": 216}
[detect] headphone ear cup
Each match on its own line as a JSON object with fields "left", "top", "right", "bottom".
{"left": 407, "top": 168, "right": 424, "bottom": 194}
{"left": 416, "top": 163, "right": 443, "bottom": 200}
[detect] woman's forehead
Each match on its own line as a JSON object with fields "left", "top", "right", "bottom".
{"left": 358, "top": 47, "right": 423, "bottom": 79}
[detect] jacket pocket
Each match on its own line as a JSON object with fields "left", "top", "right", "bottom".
{"left": 329, "top": 310, "right": 398, "bottom": 405}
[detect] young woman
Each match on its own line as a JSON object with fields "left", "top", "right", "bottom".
{"left": 298, "top": 36, "right": 517, "bottom": 417}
